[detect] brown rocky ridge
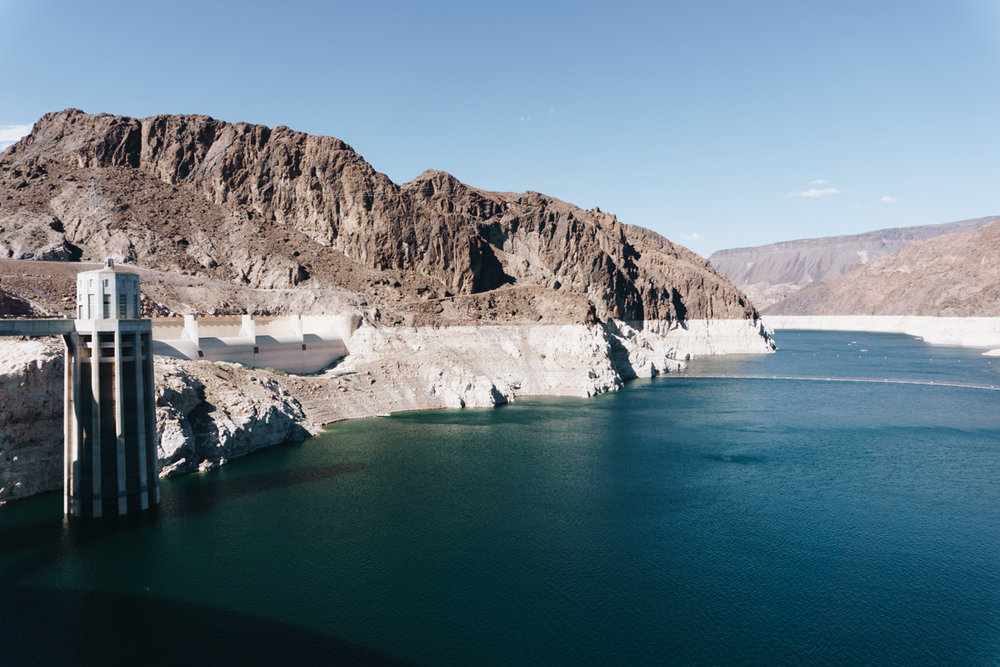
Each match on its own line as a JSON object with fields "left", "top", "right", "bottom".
{"left": 0, "top": 109, "right": 759, "bottom": 327}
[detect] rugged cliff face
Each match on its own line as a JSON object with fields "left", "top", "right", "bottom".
{"left": 0, "top": 109, "right": 760, "bottom": 326}
{"left": 155, "top": 357, "right": 310, "bottom": 477}
{"left": 624, "top": 224, "right": 755, "bottom": 321}
{"left": 709, "top": 216, "right": 999, "bottom": 309}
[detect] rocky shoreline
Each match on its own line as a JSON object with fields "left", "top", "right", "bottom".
{"left": 0, "top": 316, "right": 773, "bottom": 504}
{"left": 0, "top": 338, "right": 312, "bottom": 503}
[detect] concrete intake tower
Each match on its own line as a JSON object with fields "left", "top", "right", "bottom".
{"left": 64, "top": 259, "right": 159, "bottom": 517}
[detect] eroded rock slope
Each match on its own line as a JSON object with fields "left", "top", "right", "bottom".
{"left": 1, "top": 109, "right": 759, "bottom": 327}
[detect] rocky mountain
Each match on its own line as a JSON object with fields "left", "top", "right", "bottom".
{"left": 0, "top": 109, "right": 757, "bottom": 327}
{"left": 709, "top": 216, "right": 999, "bottom": 309}
{"left": 0, "top": 109, "right": 777, "bottom": 505}
{"left": 766, "top": 219, "right": 1000, "bottom": 316}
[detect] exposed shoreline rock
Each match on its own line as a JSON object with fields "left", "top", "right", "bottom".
{"left": 0, "top": 316, "right": 772, "bottom": 504}
{"left": 0, "top": 339, "right": 64, "bottom": 503}
{"left": 0, "top": 339, "right": 311, "bottom": 504}
{"left": 284, "top": 317, "right": 773, "bottom": 422}
{"left": 154, "top": 357, "right": 310, "bottom": 478}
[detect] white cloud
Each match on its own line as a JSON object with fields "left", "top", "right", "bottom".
{"left": 0, "top": 124, "right": 32, "bottom": 142}
{"left": 809, "top": 178, "right": 830, "bottom": 185}
{"left": 680, "top": 232, "right": 703, "bottom": 241}
{"left": 519, "top": 115, "right": 532, "bottom": 122}
{"left": 881, "top": 195, "right": 898, "bottom": 203}
{"left": 0, "top": 123, "right": 32, "bottom": 152}
{"left": 786, "top": 187, "right": 840, "bottom": 198}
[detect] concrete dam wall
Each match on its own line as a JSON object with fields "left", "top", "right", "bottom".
{"left": 152, "top": 314, "right": 359, "bottom": 374}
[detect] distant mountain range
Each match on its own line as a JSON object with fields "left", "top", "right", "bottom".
{"left": 765, "top": 218, "right": 1000, "bottom": 317}
{"left": 709, "top": 216, "right": 1000, "bottom": 310}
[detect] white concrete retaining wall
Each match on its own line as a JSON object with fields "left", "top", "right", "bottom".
{"left": 152, "top": 314, "right": 358, "bottom": 374}
{"left": 764, "top": 315, "right": 1000, "bottom": 352}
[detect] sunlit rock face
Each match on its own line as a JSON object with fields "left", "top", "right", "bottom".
{"left": 2, "top": 108, "right": 762, "bottom": 330}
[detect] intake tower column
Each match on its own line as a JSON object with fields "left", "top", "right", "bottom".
{"left": 64, "top": 259, "right": 159, "bottom": 517}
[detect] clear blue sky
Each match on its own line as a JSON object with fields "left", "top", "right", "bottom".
{"left": 1, "top": 0, "right": 998, "bottom": 256}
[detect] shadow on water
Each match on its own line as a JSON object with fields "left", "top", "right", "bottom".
{"left": 0, "top": 463, "right": 388, "bottom": 665}
{"left": 0, "top": 585, "right": 409, "bottom": 666}
{"left": 158, "top": 461, "right": 367, "bottom": 518}
{"left": 0, "top": 462, "right": 367, "bottom": 583}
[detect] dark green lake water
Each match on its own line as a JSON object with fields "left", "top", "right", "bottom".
{"left": 1, "top": 330, "right": 999, "bottom": 665}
